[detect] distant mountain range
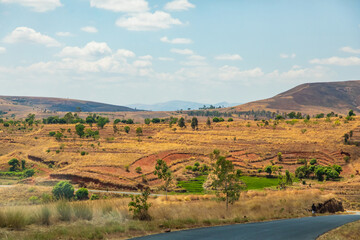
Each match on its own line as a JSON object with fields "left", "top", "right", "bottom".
{"left": 232, "top": 80, "right": 360, "bottom": 114}
{"left": 0, "top": 96, "right": 136, "bottom": 112}
{"left": 127, "top": 100, "right": 241, "bottom": 111}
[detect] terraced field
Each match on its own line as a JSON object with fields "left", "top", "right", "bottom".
{"left": 0, "top": 117, "right": 360, "bottom": 197}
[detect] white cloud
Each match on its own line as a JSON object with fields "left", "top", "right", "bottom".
{"left": 81, "top": 26, "right": 98, "bottom": 33}
{"left": 115, "top": 49, "right": 135, "bottom": 58}
{"left": 188, "top": 55, "right": 205, "bottom": 61}
{"left": 3, "top": 27, "right": 60, "bottom": 47}
{"left": 116, "top": 11, "right": 182, "bottom": 31}
{"left": 267, "top": 66, "right": 332, "bottom": 81}
{"left": 160, "top": 36, "right": 192, "bottom": 44}
{"left": 56, "top": 32, "right": 72, "bottom": 37}
{"left": 0, "top": 47, "right": 5, "bottom": 54}
{"left": 164, "top": 0, "right": 195, "bottom": 11}
{"left": 133, "top": 60, "right": 152, "bottom": 67}
{"left": 170, "top": 48, "right": 193, "bottom": 55}
{"left": 309, "top": 56, "right": 360, "bottom": 66}
{"left": 215, "top": 54, "right": 242, "bottom": 61}
{"left": 158, "top": 57, "right": 174, "bottom": 61}
{"left": 0, "top": 0, "right": 62, "bottom": 12}
{"left": 58, "top": 41, "right": 112, "bottom": 59}
{"left": 340, "top": 46, "right": 360, "bottom": 54}
{"left": 219, "top": 66, "right": 264, "bottom": 81}
{"left": 90, "top": 0, "right": 148, "bottom": 13}
{"left": 280, "top": 53, "right": 296, "bottom": 59}
{"left": 139, "top": 55, "right": 153, "bottom": 60}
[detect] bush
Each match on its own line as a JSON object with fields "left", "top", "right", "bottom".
{"left": 49, "top": 131, "right": 56, "bottom": 136}
{"left": 75, "top": 188, "right": 89, "bottom": 200}
{"left": 90, "top": 194, "right": 99, "bottom": 200}
{"left": 80, "top": 151, "right": 86, "bottom": 156}
{"left": 56, "top": 201, "right": 72, "bottom": 221}
{"left": 228, "top": 118, "right": 233, "bottom": 122}
{"left": 135, "top": 167, "right": 142, "bottom": 173}
{"left": 128, "top": 188, "right": 152, "bottom": 221}
{"left": 29, "top": 196, "right": 39, "bottom": 204}
{"left": 124, "top": 126, "right": 130, "bottom": 133}
{"left": 24, "top": 169, "right": 35, "bottom": 178}
{"left": 310, "top": 159, "right": 317, "bottom": 165}
{"left": 52, "top": 181, "right": 74, "bottom": 200}
{"left": 73, "top": 203, "right": 93, "bottom": 221}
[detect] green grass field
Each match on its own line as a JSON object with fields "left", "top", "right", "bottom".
{"left": 240, "top": 176, "right": 279, "bottom": 190}
{"left": 177, "top": 175, "right": 280, "bottom": 193}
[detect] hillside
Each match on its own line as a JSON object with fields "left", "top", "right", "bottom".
{"left": 232, "top": 80, "right": 360, "bottom": 114}
{"left": 0, "top": 96, "right": 136, "bottom": 114}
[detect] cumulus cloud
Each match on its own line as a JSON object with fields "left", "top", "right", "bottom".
{"left": 115, "top": 49, "right": 136, "bottom": 58}
{"left": 170, "top": 48, "right": 193, "bottom": 55}
{"left": 164, "top": 0, "right": 195, "bottom": 11}
{"left": 309, "top": 56, "right": 360, "bottom": 66}
{"left": 158, "top": 57, "right": 174, "bottom": 61}
{"left": 89, "top": 0, "right": 148, "bottom": 12}
{"left": 340, "top": 46, "right": 360, "bottom": 54}
{"left": 280, "top": 53, "right": 296, "bottom": 59}
{"left": 0, "top": 47, "right": 6, "bottom": 54}
{"left": 160, "top": 36, "right": 192, "bottom": 44}
{"left": 0, "top": 0, "right": 62, "bottom": 12}
{"left": 219, "top": 66, "right": 264, "bottom": 81}
{"left": 56, "top": 32, "right": 72, "bottom": 37}
{"left": 215, "top": 54, "right": 242, "bottom": 61}
{"left": 81, "top": 26, "right": 98, "bottom": 33}
{"left": 3, "top": 27, "right": 60, "bottom": 47}
{"left": 58, "top": 41, "right": 112, "bottom": 59}
{"left": 116, "top": 11, "right": 182, "bottom": 31}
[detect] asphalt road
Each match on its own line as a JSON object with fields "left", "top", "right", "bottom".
{"left": 131, "top": 214, "right": 360, "bottom": 240}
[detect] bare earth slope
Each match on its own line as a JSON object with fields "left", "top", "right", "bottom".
{"left": 0, "top": 96, "right": 136, "bottom": 113}
{"left": 232, "top": 80, "right": 360, "bottom": 114}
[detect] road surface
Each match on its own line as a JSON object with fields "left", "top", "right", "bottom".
{"left": 131, "top": 214, "right": 360, "bottom": 240}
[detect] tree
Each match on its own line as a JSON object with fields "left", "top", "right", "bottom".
{"left": 25, "top": 113, "right": 35, "bottom": 126}
{"left": 348, "top": 109, "right": 355, "bottom": 117}
{"left": 52, "top": 181, "right": 74, "bottom": 200}
{"left": 97, "top": 117, "right": 109, "bottom": 129}
{"left": 55, "top": 131, "right": 63, "bottom": 141}
{"left": 178, "top": 117, "right": 186, "bottom": 128}
{"left": 124, "top": 126, "right": 130, "bottom": 133}
{"left": 285, "top": 170, "right": 292, "bottom": 185}
{"left": 154, "top": 159, "right": 172, "bottom": 200}
{"left": 277, "top": 152, "right": 283, "bottom": 162}
{"left": 212, "top": 152, "right": 244, "bottom": 210}
{"left": 206, "top": 117, "right": 211, "bottom": 128}
{"left": 113, "top": 119, "right": 121, "bottom": 124}
{"left": 128, "top": 187, "right": 152, "bottom": 220}
{"left": 75, "top": 124, "right": 85, "bottom": 138}
{"left": 86, "top": 115, "right": 96, "bottom": 126}
{"left": 191, "top": 117, "right": 198, "bottom": 130}
{"left": 63, "top": 112, "right": 75, "bottom": 124}
{"left": 21, "top": 160, "right": 26, "bottom": 170}
{"left": 144, "top": 118, "right": 151, "bottom": 125}
{"left": 264, "top": 165, "right": 273, "bottom": 176}
{"left": 8, "top": 158, "right": 20, "bottom": 171}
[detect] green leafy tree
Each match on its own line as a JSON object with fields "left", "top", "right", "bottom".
{"left": 97, "top": 117, "right": 109, "bottom": 129}
{"left": 128, "top": 187, "right": 152, "bottom": 220}
{"left": 52, "top": 181, "right": 74, "bottom": 200}
{"left": 55, "top": 131, "right": 63, "bottom": 141}
{"left": 63, "top": 112, "right": 75, "bottom": 124}
{"left": 75, "top": 124, "right": 85, "bottom": 138}
{"left": 191, "top": 117, "right": 198, "bottom": 130}
{"left": 75, "top": 188, "right": 89, "bottom": 200}
{"left": 8, "top": 158, "right": 20, "bottom": 171}
{"left": 21, "top": 159, "right": 26, "bottom": 170}
{"left": 24, "top": 169, "right": 35, "bottom": 178}
{"left": 277, "top": 152, "right": 283, "bottom": 162}
{"left": 285, "top": 170, "right": 292, "bottom": 185}
{"left": 144, "top": 118, "right": 151, "bottom": 125}
{"left": 264, "top": 165, "right": 273, "bottom": 176}
{"left": 211, "top": 152, "right": 244, "bottom": 210}
{"left": 154, "top": 159, "right": 172, "bottom": 200}
{"left": 348, "top": 109, "right": 355, "bottom": 117}
{"left": 178, "top": 117, "right": 186, "bottom": 128}
{"left": 124, "top": 126, "right": 130, "bottom": 133}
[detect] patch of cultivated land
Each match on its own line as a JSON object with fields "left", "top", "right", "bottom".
{"left": 0, "top": 117, "right": 360, "bottom": 204}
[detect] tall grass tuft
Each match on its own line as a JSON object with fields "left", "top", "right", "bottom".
{"left": 5, "top": 210, "right": 27, "bottom": 229}
{"left": 39, "top": 206, "right": 51, "bottom": 225}
{"left": 0, "top": 210, "right": 5, "bottom": 228}
{"left": 57, "top": 201, "right": 72, "bottom": 221}
{"left": 73, "top": 203, "right": 93, "bottom": 221}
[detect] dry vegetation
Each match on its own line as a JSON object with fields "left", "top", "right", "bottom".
{"left": 317, "top": 219, "right": 360, "bottom": 240}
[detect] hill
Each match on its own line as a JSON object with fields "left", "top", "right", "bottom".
{"left": 232, "top": 80, "right": 360, "bottom": 114}
{"left": 127, "top": 100, "right": 240, "bottom": 111}
{"left": 0, "top": 96, "right": 136, "bottom": 114}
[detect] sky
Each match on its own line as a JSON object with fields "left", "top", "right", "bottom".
{"left": 0, "top": 0, "right": 359, "bottom": 106}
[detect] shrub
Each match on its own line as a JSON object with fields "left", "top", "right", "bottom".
{"left": 73, "top": 203, "right": 93, "bottom": 221}
{"left": 41, "top": 193, "right": 52, "bottom": 203}
{"left": 125, "top": 164, "right": 130, "bottom": 172}
{"left": 49, "top": 131, "right": 56, "bottom": 136}
{"left": 80, "top": 151, "right": 86, "bottom": 156}
{"left": 124, "top": 126, "right": 130, "bottom": 133}
{"left": 135, "top": 167, "right": 142, "bottom": 173}
{"left": 310, "top": 159, "right": 317, "bottom": 165}
{"left": 136, "top": 127, "right": 143, "bottom": 136}
{"left": 75, "top": 188, "right": 89, "bottom": 200}
{"left": 8, "top": 158, "right": 19, "bottom": 171}
{"left": 90, "top": 194, "right": 99, "bottom": 200}
{"left": 56, "top": 201, "right": 72, "bottom": 221}
{"left": 24, "top": 169, "right": 35, "bottom": 178}
{"left": 228, "top": 118, "right": 234, "bottom": 122}
{"left": 52, "top": 181, "right": 74, "bottom": 200}
{"left": 128, "top": 188, "right": 152, "bottom": 221}
{"left": 29, "top": 196, "right": 39, "bottom": 204}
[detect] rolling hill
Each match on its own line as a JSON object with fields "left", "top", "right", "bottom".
{"left": 0, "top": 96, "right": 136, "bottom": 114}
{"left": 232, "top": 80, "right": 360, "bottom": 114}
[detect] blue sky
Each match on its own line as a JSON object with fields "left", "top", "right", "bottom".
{"left": 0, "top": 0, "right": 359, "bottom": 105}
